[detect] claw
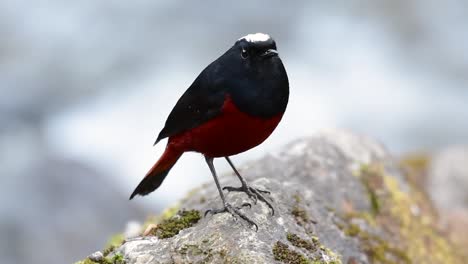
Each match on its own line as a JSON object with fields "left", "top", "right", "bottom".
{"left": 222, "top": 185, "right": 275, "bottom": 216}
{"left": 224, "top": 186, "right": 258, "bottom": 204}
{"left": 256, "top": 189, "right": 270, "bottom": 194}
{"left": 241, "top": 202, "right": 251, "bottom": 209}
{"left": 204, "top": 209, "right": 212, "bottom": 217}
{"left": 250, "top": 188, "right": 275, "bottom": 216}
{"left": 204, "top": 203, "right": 258, "bottom": 231}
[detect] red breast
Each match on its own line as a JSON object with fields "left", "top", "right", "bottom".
{"left": 168, "top": 95, "right": 283, "bottom": 157}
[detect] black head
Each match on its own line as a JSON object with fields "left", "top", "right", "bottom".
{"left": 207, "top": 33, "right": 288, "bottom": 117}
{"left": 208, "top": 33, "right": 284, "bottom": 78}
{"left": 201, "top": 33, "right": 289, "bottom": 118}
{"left": 225, "top": 33, "right": 282, "bottom": 76}
{"left": 235, "top": 33, "right": 278, "bottom": 60}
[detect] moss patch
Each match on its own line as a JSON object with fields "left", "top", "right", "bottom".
{"left": 287, "top": 233, "right": 319, "bottom": 252}
{"left": 179, "top": 243, "right": 212, "bottom": 256}
{"left": 359, "top": 164, "right": 383, "bottom": 216}
{"left": 75, "top": 233, "right": 126, "bottom": 264}
{"left": 291, "top": 193, "right": 316, "bottom": 233}
{"left": 102, "top": 234, "right": 125, "bottom": 256}
{"left": 75, "top": 259, "right": 96, "bottom": 264}
{"left": 176, "top": 241, "right": 241, "bottom": 263}
{"left": 141, "top": 186, "right": 204, "bottom": 232}
{"left": 292, "top": 205, "right": 310, "bottom": 225}
{"left": 341, "top": 221, "right": 410, "bottom": 264}
{"left": 273, "top": 241, "right": 310, "bottom": 264}
{"left": 74, "top": 253, "right": 125, "bottom": 264}
{"left": 342, "top": 163, "right": 464, "bottom": 264}
{"left": 400, "top": 153, "right": 430, "bottom": 174}
{"left": 343, "top": 223, "right": 361, "bottom": 237}
{"left": 148, "top": 209, "right": 201, "bottom": 239}
{"left": 281, "top": 233, "right": 341, "bottom": 264}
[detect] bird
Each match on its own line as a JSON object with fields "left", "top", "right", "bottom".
{"left": 130, "top": 33, "right": 289, "bottom": 229}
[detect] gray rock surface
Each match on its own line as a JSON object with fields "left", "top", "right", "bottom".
{"left": 79, "top": 130, "right": 463, "bottom": 264}
{"left": 116, "top": 130, "right": 381, "bottom": 263}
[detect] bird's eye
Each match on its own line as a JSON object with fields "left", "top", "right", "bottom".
{"left": 241, "top": 49, "right": 249, "bottom": 59}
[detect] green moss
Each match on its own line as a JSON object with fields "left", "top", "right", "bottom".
{"left": 343, "top": 163, "right": 464, "bottom": 264}
{"left": 102, "top": 233, "right": 125, "bottom": 256}
{"left": 149, "top": 209, "right": 201, "bottom": 239}
{"left": 292, "top": 205, "right": 309, "bottom": 224}
{"left": 141, "top": 188, "right": 203, "bottom": 231}
{"left": 273, "top": 241, "right": 310, "bottom": 264}
{"left": 399, "top": 154, "right": 430, "bottom": 174}
{"left": 179, "top": 244, "right": 209, "bottom": 256}
{"left": 291, "top": 194, "right": 315, "bottom": 230}
{"left": 341, "top": 211, "right": 376, "bottom": 228}
{"left": 74, "top": 259, "right": 96, "bottom": 264}
{"left": 274, "top": 234, "right": 341, "bottom": 264}
{"left": 358, "top": 164, "right": 383, "bottom": 216}
{"left": 160, "top": 204, "right": 181, "bottom": 220}
{"left": 320, "top": 249, "right": 341, "bottom": 264}
{"left": 102, "top": 246, "right": 115, "bottom": 257}
{"left": 74, "top": 233, "right": 126, "bottom": 264}
{"left": 140, "top": 203, "right": 182, "bottom": 237}
{"left": 176, "top": 242, "right": 242, "bottom": 263}
{"left": 293, "top": 194, "right": 302, "bottom": 203}
{"left": 74, "top": 253, "right": 125, "bottom": 264}
{"left": 383, "top": 175, "right": 460, "bottom": 263}
{"left": 344, "top": 223, "right": 361, "bottom": 237}
{"left": 367, "top": 235, "right": 410, "bottom": 264}
{"left": 345, "top": 225, "right": 410, "bottom": 264}
{"left": 109, "top": 253, "right": 125, "bottom": 264}
{"left": 287, "top": 233, "right": 318, "bottom": 252}
{"left": 199, "top": 196, "right": 206, "bottom": 203}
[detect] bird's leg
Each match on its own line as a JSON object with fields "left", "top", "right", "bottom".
{"left": 204, "top": 156, "right": 258, "bottom": 230}
{"left": 222, "top": 156, "right": 275, "bottom": 215}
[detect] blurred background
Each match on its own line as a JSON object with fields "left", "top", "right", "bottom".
{"left": 1, "top": 0, "right": 468, "bottom": 263}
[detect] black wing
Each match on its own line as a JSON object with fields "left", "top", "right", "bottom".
{"left": 153, "top": 73, "right": 226, "bottom": 145}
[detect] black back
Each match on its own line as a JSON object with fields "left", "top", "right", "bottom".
{"left": 154, "top": 34, "right": 289, "bottom": 145}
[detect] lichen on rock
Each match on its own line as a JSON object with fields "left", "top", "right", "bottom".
{"left": 338, "top": 162, "right": 463, "bottom": 263}
{"left": 75, "top": 252, "right": 126, "bottom": 264}
{"left": 146, "top": 209, "right": 201, "bottom": 239}
{"left": 76, "top": 130, "right": 464, "bottom": 264}
{"left": 273, "top": 241, "right": 310, "bottom": 264}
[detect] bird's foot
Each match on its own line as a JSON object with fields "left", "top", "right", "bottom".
{"left": 223, "top": 185, "right": 274, "bottom": 215}
{"left": 205, "top": 203, "right": 258, "bottom": 230}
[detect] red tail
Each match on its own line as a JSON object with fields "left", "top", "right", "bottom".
{"left": 129, "top": 146, "right": 183, "bottom": 199}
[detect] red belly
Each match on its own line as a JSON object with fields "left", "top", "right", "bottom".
{"left": 168, "top": 95, "right": 283, "bottom": 157}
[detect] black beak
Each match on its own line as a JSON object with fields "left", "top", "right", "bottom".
{"left": 261, "top": 49, "right": 278, "bottom": 58}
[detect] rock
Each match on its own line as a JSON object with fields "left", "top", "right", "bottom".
{"left": 88, "top": 251, "right": 104, "bottom": 262}
{"left": 78, "top": 131, "right": 464, "bottom": 264}
{"left": 427, "top": 146, "right": 468, "bottom": 212}
{"left": 426, "top": 146, "right": 468, "bottom": 259}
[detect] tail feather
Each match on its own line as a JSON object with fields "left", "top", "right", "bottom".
{"left": 129, "top": 147, "right": 182, "bottom": 199}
